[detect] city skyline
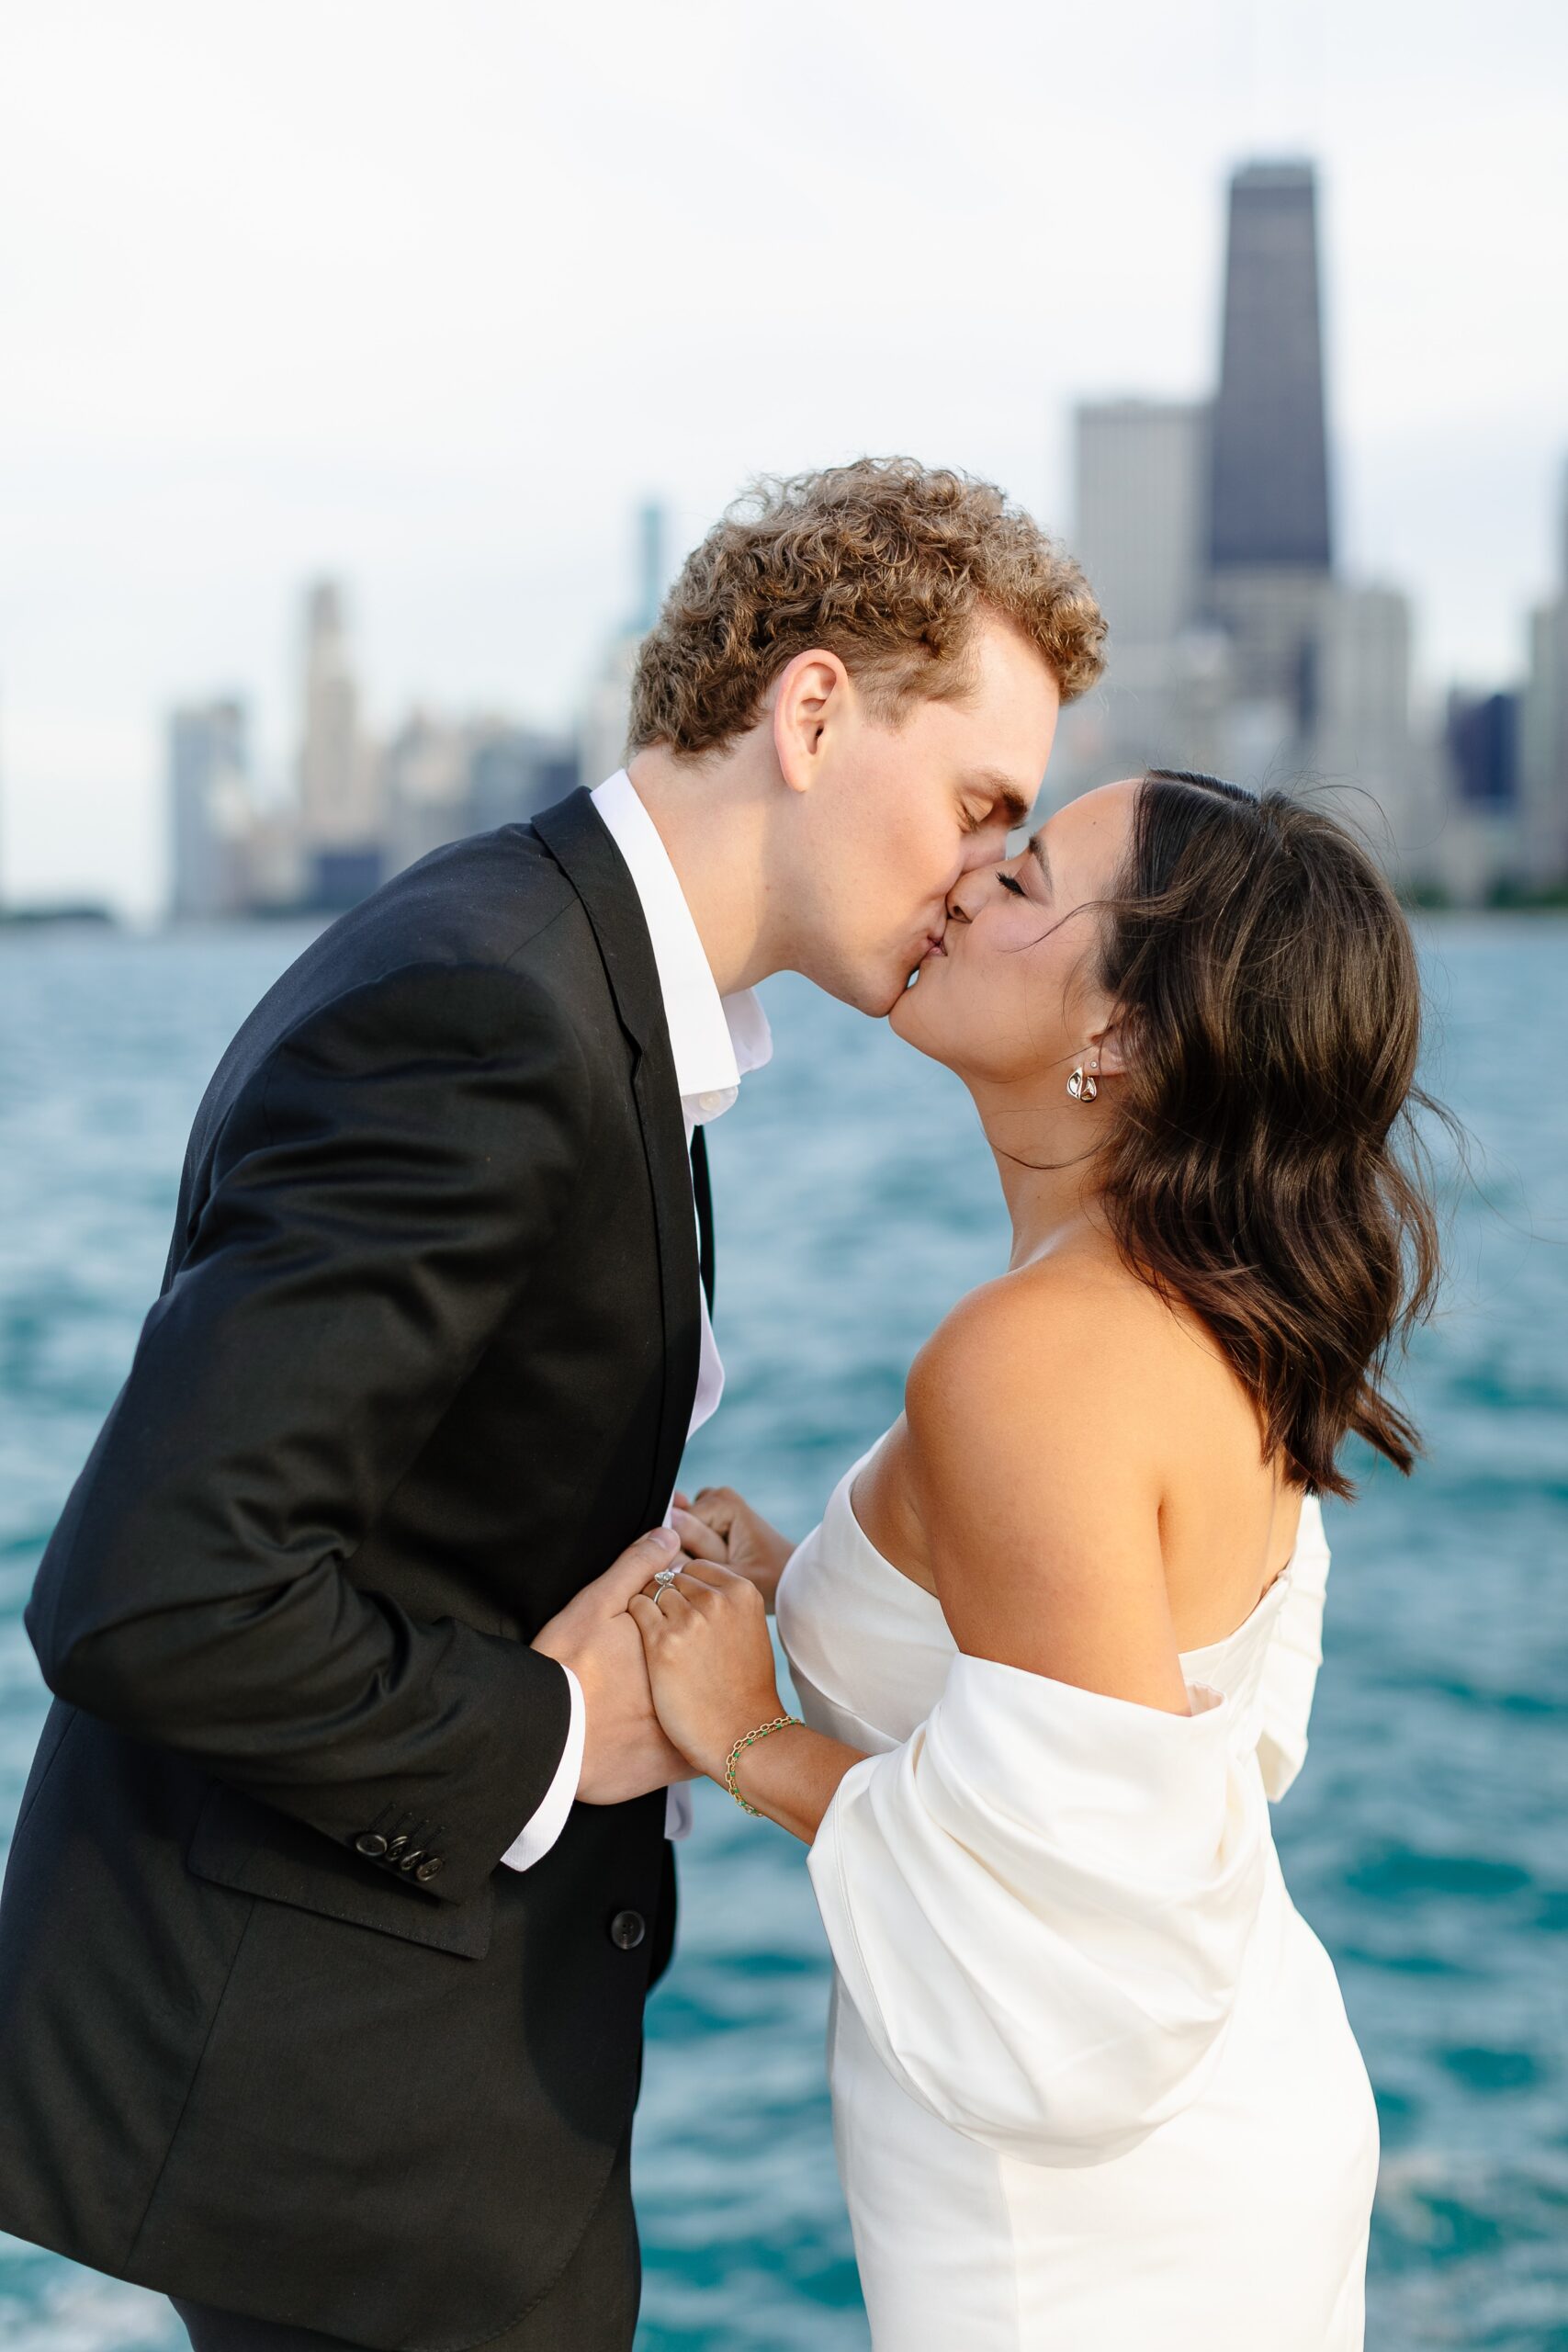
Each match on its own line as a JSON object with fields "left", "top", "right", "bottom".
{"left": 2, "top": 0, "right": 1565, "bottom": 916}
{"left": 54, "top": 144, "right": 1568, "bottom": 922}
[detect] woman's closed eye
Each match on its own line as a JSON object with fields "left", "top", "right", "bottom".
{"left": 998, "top": 872, "right": 1027, "bottom": 898}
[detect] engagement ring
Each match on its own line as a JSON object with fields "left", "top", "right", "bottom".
{"left": 653, "top": 1564, "right": 681, "bottom": 1588}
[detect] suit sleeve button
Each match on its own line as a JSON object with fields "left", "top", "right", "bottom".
{"left": 354, "top": 1832, "right": 389, "bottom": 1857}
{"left": 609, "top": 1909, "right": 646, "bottom": 1950}
{"left": 385, "top": 1835, "right": 408, "bottom": 1856}
{"left": 414, "top": 1857, "right": 444, "bottom": 1883}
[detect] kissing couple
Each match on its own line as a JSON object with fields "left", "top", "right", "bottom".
{"left": 0, "top": 458, "right": 1432, "bottom": 2349}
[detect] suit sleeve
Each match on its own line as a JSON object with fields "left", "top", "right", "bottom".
{"left": 25, "top": 958, "right": 590, "bottom": 1906}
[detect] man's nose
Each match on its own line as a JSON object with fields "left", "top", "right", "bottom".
{"left": 959, "top": 820, "right": 1010, "bottom": 872}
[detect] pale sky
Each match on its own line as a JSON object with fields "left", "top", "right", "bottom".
{"left": 2, "top": 0, "right": 1565, "bottom": 916}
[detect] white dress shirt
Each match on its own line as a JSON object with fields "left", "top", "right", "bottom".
{"left": 500, "top": 770, "right": 773, "bottom": 1871}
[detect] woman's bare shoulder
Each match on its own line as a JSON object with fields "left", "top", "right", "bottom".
{"left": 903, "top": 1250, "right": 1196, "bottom": 1706}
{"left": 908, "top": 1244, "right": 1196, "bottom": 1455}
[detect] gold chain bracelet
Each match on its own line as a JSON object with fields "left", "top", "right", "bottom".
{"left": 723, "top": 1714, "right": 804, "bottom": 1815}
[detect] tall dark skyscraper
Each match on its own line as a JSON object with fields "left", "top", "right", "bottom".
{"left": 1204, "top": 161, "right": 1335, "bottom": 732}
{"left": 1209, "top": 161, "right": 1333, "bottom": 573}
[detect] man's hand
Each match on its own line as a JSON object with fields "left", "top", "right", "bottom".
{"left": 671, "top": 1486, "right": 798, "bottom": 1611}
{"left": 531, "top": 1530, "right": 699, "bottom": 1804}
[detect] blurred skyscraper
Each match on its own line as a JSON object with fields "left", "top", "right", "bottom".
{"left": 162, "top": 572, "right": 581, "bottom": 921}
{"left": 1520, "top": 464, "right": 1568, "bottom": 885}
{"left": 467, "top": 723, "right": 580, "bottom": 836}
{"left": 581, "top": 501, "right": 667, "bottom": 791}
{"left": 1314, "top": 584, "right": 1421, "bottom": 845}
{"left": 1054, "top": 157, "right": 1436, "bottom": 889}
{"left": 297, "top": 581, "right": 383, "bottom": 907}
{"left": 1068, "top": 399, "right": 1225, "bottom": 783}
{"left": 378, "top": 709, "right": 474, "bottom": 882}
{"left": 1207, "top": 162, "right": 1334, "bottom": 739}
{"left": 1447, "top": 689, "right": 1519, "bottom": 809}
{"left": 1078, "top": 402, "right": 1209, "bottom": 648}
{"left": 377, "top": 713, "right": 577, "bottom": 882}
{"left": 168, "top": 697, "right": 254, "bottom": 920}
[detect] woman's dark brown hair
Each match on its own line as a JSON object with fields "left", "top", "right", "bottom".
{"left": 1096, "top": 769, "right": 1440, "bottom": 1498}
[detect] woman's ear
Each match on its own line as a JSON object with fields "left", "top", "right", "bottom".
{"left": 1088, "top": 1017, "right": 1129, "bottom": 1080}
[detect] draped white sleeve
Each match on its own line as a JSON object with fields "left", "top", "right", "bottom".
{"left": 1256, "top": 1493, "right": 1330, "bottom": 1802}
{"left": 806, "top": 1656, "right": 1272, "bottom": 2168}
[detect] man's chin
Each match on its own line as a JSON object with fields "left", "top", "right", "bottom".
{"left": 879, "top": 964, "right": 929, "bottom": 1022}
{"left": 822, "top": 953, "right": 931, "bottom": 1022}
{"left": 841, "top": 964, "right": 919, "bottom": 1021}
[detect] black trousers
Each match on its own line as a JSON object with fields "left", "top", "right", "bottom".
{"left": 171, "top": 2128, "right": 638, "bottom": 2352}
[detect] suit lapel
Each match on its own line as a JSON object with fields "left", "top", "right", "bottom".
{"left": 532, "top": 790, "right": 701, "bottom": 1525}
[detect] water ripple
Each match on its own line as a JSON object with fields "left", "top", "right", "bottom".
{"left": 2, "top": 915, "right": 1565, "bottom": 2349}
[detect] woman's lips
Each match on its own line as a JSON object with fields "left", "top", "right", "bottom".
{"left": 921, "top": 933, "right": 947, "bottom": 959}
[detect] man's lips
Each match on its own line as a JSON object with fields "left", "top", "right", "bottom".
{"left": 920, "top": 932, "right": 947, "bottom": 960}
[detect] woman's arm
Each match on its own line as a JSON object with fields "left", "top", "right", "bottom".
{"left": 626, "top": 1559, "right": 866, "bottom": 1841}
{"left": 719, "top": 1716, "right": 868, "bottom": 1846}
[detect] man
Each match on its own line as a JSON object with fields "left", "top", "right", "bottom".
{"left": 0, "top": 458, "right": 1102, "bottom": 2351}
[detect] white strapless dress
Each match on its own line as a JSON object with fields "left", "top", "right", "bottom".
{"left": 775, "top": 1436, "right": 1379, "bottom": 2350}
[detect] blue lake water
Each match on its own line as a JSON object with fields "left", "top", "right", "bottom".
{"left": 1, "top": 915, "right": 1564, "bottom": 2351}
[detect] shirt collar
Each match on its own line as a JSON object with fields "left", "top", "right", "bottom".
{"left": 590, "top": 770, "right": 773, "bottom": 1121}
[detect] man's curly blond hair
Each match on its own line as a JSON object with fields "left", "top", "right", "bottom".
{"left": 627, "top": 457, "right": 1105, "bottom": 759}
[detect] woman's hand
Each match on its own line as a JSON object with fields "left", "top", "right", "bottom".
{"left": 670, "top": 1485, "right": 798, "bottom": 1611}
{"left": 627, "top": 1557, "right": 785, "bottom": 1782}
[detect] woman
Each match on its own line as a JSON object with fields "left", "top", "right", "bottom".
{"left": 627, "top": 769, "right": 1437, "bottom": 2347}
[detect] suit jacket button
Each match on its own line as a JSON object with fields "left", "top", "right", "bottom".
{"left": 396, "top": 1849, "right": 425, "bottom": 1871}
{"left": 609, "top": 1909, "right": 646, "bottom": 1950}
{"left": 414, "top": 1857, "right": 444, "bottom": 1883}
{"left": 354, "top": 1832, "right": 389, "bottom": 1857}
{"left": 385, "top": 1835, "right": 408, "bottom": 1856}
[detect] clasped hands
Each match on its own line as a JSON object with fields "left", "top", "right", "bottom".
{"left": 531, "top": 1487, "right": 796, "bottom": 1804}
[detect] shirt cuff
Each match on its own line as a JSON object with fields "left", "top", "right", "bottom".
{"left": 500, "top": 1663, "right": 585, "bottom": 1871}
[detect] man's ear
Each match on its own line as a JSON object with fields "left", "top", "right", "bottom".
{"left": 771, "top": 648, "right": 852, "bottom": 796}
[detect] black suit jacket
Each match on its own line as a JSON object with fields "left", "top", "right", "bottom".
{"left": 0, "top": 790, "right": 706, "bottom": 2350}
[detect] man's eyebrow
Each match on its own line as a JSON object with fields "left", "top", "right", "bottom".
{"left": 970, "top": 770, "right": 1034, "bottom": 829}
{"left": 1027, "top": 830, "right": 1053, "bottom": 890}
